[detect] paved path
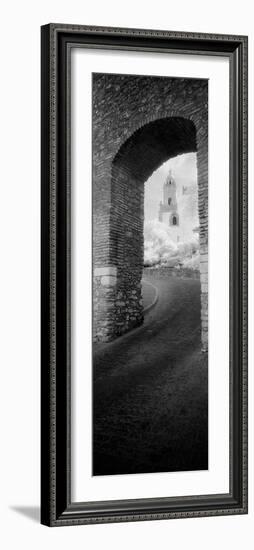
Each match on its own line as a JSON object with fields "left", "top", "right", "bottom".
{"left": 142, "top": 278, "right": 158, "bottom": 311}
{"left": 93, "top": 272, "right": 208, "bottom": 476}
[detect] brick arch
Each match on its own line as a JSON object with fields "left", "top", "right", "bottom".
{"left": 111, "top": 110, "right": 198, "bottom": 161}
{"left": 112, "top": 117, "right": 197, "bottom": 182}
{"left": 92, "top": 74, "right": 208, "bottom": 348}
{"left": 109, "top": 116, "right": 197, "bottom": 339}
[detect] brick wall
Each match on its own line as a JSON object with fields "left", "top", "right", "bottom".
{"left": 92, "top": 74, "right": 208, "bottom": 349}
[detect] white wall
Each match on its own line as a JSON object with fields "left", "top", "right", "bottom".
{"left": 0, "top": 0, "right": 253, "bottom": 548}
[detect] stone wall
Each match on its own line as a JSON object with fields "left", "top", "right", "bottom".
{"left": 92, "top": 74, "right": 208, "bottom": 349}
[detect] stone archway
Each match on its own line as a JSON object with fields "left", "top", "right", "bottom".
{"left": 110, "top": 116, "right": 197, "bottom": 335}
{"left": 92, "top": 74, "right": 208, "bottom": 349}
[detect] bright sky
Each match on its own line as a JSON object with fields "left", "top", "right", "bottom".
{"left": 144, "top": 152, "right": 197, "bottom": 222}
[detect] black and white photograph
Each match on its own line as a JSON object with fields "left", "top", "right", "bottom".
{"left": 40, "top": 23, "right": 247, "bottom": 527}
{"left": 92, "top": 73, "right": 208, "bottom": 476}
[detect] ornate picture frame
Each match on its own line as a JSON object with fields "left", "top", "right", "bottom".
{"left": 41, "top": 24, "right": 248, "bottom": 526}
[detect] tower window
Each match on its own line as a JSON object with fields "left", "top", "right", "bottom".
{"left": 168, "top": 198, "right": 171, "bottom": 205}
{"left": 170, "top": 213, "right": 179, "bottom": 226}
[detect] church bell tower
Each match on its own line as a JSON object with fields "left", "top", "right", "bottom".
{"left": 158, "top": 170, "right": 179, "bottom": 228}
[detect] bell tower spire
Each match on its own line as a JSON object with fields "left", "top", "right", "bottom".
{"left": 163, "top": 169, "right": 177, "bottom": 209}
{"left": 158, "top": 169, "right": 179, "bottom": 229}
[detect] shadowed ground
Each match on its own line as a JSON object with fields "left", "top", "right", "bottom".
{"left": 93, "top": 270, "right": 208, "bottom": 476}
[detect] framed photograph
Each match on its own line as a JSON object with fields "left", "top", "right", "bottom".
{"left": 41, "top": 24, "right": 248, "bottom": 526}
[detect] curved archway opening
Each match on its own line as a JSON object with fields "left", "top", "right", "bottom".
{"left": 113, "top": 116, "right": 196, "bottom": 182}
{"left": 110, "top": 117, "right": 199, "bottom": 338}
